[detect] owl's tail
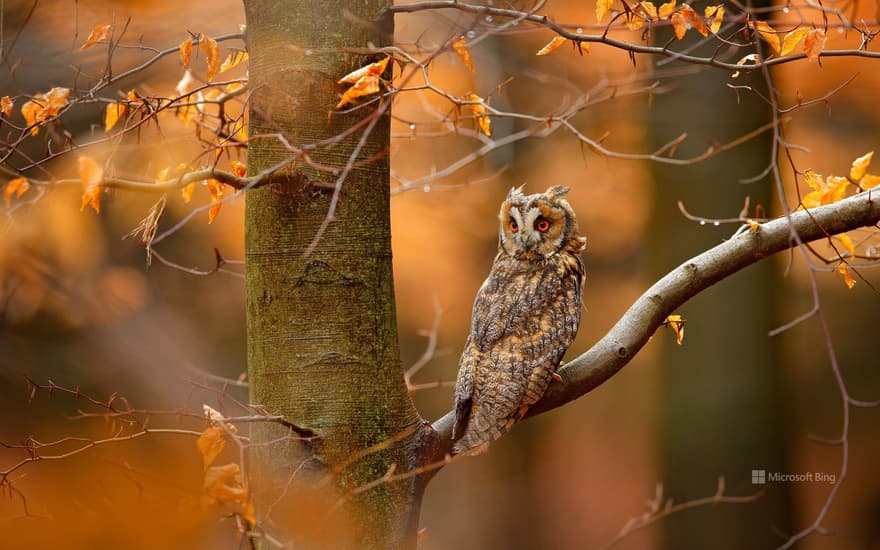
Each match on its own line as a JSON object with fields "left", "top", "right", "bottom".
{"left": 452, "top": 405, "right": 528, "bottom": 455}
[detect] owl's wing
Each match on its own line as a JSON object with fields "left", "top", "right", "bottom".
{"left": 452, "top": 339, "right": 478, "bottom": 442}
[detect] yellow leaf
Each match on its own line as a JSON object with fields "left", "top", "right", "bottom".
{"left": 104, "top": 102, "right": 126, "bottom": 132}
{"left": 641, "top": 1, "right": 659, "bottom": 20}
{"left": 338, "top": 56, "right": 390, "bottom": 85}
{"left": 3, "top": 177, "right": 29, "bottom": 208}
{"left": 1, "top": 96, "right": 13, "bottom": 117}
{"left": 838, "top": 233, "right": 855, "bottom": 257}
{"left": 665, "top": 314, "right": 685, "bottom": 345}
{"left": 804, "top": 28, "right": 826, "bottom": 61}
{"left": 859, "top": 173, "right": 880, "bottom": 190}
{"left": 836, "top": 262, "right": 855, "bottom": 289}
{"left": 207, "top": 178, "right": 225, "bottom": 224}
{"left": 336, "top": 75, "right": 380, "bottom": 109}
{"left": 156, "top": 167, "right": 170, "bottom": 183}
{"left": 671, "top": 12, "right": 688, "bottom": 40}
{"left": 780, "top": 27, "right": 810, "bottom": 56}
{"left": 21, "top": 87, "right": 70, "bottom": 136}
{"left": 536, "top": 36, "right": 567, "bottom": 56}
{"left": 679, "top": 5, "right": 707, "bottom": 37}
{"left": 453, "top": 37, "right": 475, "bottom": 72}
{"left": 180, "top": 36, "right": 194, "bottom": 68}
{"left": 197, "top": 426, "right": 226, "bottom": 471}
{"left": 219, "top": 50, "right": 248, "bottom": 73}
{"left": 230, "top": 160, "right": 247, "bottom": 178}
{"left": 659, "top": 0, "right": 677, "bottom": 19}
{"left": 203, "top": 463, "right": 247, "bottom": 504}
{"left": 181, "top": 182, "right": 196, "bottom": 203}
{"left": 467, "top": 93, "right": 491, "bottom": 137}
{"left": 802, "top": 171, "right": 849, "bottom": 208}
{"left": 751, "top": 21, "right": 780, "bottom": 55}
{"left": 78, "top": 156, "right": 103, "bottom": 214}
{"left": 850, "top": 151, "right": 873, "bottom": 181}
{"left": 127, "top": 89, "right": 139, "bottom": 102}
{"left": 596, "top": 0, "right": 614, "bottom": 23}
{"left": 704, "top": 5, "right": 724, "bottom": 34}
{"left": 79, "top": 23, "right": 111, "bottom": 51}
{"left": 198, "top": 34, "right": 220, "bottom": 81}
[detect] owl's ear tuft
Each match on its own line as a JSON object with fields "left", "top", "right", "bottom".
{"left": 507, "top": 184, "right": 526, "bottom": 201}
{"left": 545, "top": 185, "right": 570, "bottom": 199}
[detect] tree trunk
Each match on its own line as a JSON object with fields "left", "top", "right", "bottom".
{"left": 242, "top": 2, "right": 424, "bottom": 547}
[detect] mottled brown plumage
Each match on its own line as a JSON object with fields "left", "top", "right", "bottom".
{"left": 452, "top": 185, "right": 586, "bottom": 454}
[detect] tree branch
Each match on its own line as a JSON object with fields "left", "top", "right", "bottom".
{"left": 429, "top": 189, "right": 880, "bottom": 456}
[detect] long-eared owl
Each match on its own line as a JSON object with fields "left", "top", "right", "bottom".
{"left": 452, "top": 185, "right": 586, "bottom": 454}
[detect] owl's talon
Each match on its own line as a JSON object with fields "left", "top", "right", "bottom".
{"left": 551, "top": 372, "right": 564, "bottom": 383}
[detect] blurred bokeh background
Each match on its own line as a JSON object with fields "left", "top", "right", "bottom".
{"left": 1, "top": 0, "right": 878, "bottom": 548}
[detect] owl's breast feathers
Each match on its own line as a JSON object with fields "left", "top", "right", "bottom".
{"left": 452, "top": 249, "right": 585, "bottom": 453}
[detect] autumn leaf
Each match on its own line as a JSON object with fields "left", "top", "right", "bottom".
{"left": 665, "top": 314, "right": 685, "bottom": 345}
{"left": 78, "top": 156, "right": 103, "bottom": 214}
{"left": 335, "top": 57, "right": 391, "bottom": 109}
{"left": 230, "top": 160, "right": 247, "bottom": 178}
{"left": 838, "top": 233, "right": 855, "bottom": 257}
{"left": 453, "top": 37, "right": 475, "bottom": 72}
{"left": 79, "top": 23, "right": 111, "bottom": 50}
{"left": 204, "top": 463, "right": 247, "bottom": 504}
{"left": 180, "top": 35, "right": 194, "bottom": 68}
{"left": 804, "top": 29, "right": 826, "bottom": 61}
{"left": 1, "top": 96, "right": 13, "bottom": 117}
{"left": 338, "top": 56, "right": 390, "bottom": 85}
{"left": 859, "top": 174, "right": 880, "bottom": 190}
{"left": 802, "top": 170, "right": 849, "bottom": 208}
{"left": 3, "top": 177, "right": 29, "bottom": 208}
{"left": 21, "top": 87, "right": 70, "bottom": 136}
{"left": 677, "top": 5, "right": 708, "bottom": 37}
{"left": 219, "top": 50, "right": 248, "bottom": 73}
{"left": 181, "top": 182, "right": 196, "bottom": 203}
{"left": 104, "top": 102, "right": 126, "bottom": 132}
{"left": 207, "top": 178, "right": 225, "bottom": 224}
{"left": 640, "top": 1, "right": 659, "bottom": 20}
{"left": 197, "top": 34, "right": 220, "bottom": 80}
{"left": 849, "top": 151, "right": 873, "bottom": 181}
{"left": 704, "top": 5, "right": 724, "bottom": 34}
{"left": 836, "top": 262, "right": 855, "bottom": 289}
{"left": 670, "top": 12, "right": 688, "bottom": 40}
{"left": 536, "top": 36, "right": 567, "bottom": 56}
{"left": 780, "top": 27, "right": 810, "bottom": 56}
{"left": 659, "top": 0, "right": 677, "bottom": 19}
{"left": 596, "top": 0, "right": 614, "bottom": 23}
{"left": 751, "top": 21, "right": 780, "bottom": 55}
{"left": 197, "top": 426, "right": 227, "bottom": 471}
{"left": 467, "top": 93, "right": 491, "bottom": 137}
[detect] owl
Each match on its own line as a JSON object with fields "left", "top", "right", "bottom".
{"left": 452, "top": 185, "right": 586, "bottom": 454}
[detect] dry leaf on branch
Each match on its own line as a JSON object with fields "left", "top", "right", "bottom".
{"left": 836, "top": 262, "right": 855, "bottom": 289}
{"left": 804, "top": 28, "right": 827, "bottom": 60}
{"left": 79, "top": 23, "right": 112, "bottom": 50}
{"left": 336, "top": 56, "right": 390, "bottom": 109}
{"left": 78, "top": 156, "right": 103, "bottom": 214}
{"left": 21, "top": 87, "right": 70, "bottom": 136}
{"left": 596, "top": 0, "right": 614, "bottom": 23}
{"left": 453, "top": 37, "right": 475, "bottom": 72}
{"left": 467, "top": 93, "right": 491, "bottom": 137}
{"left": 1, "top": 96, "right": 12, "bottom": 117}
{"left": 180, "top": 35, "right": 194, "bottom": 68}
{"left": 665, "top": 314, "right": 685, "bottom": 345}
{"left": 3, "top": 177, "right": 29, "bottom": 207}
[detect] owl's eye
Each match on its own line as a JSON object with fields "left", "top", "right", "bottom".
{"left": 535, "top": 217, "right": 551, "bottom": 232}
{"left": 509, "top": 219, "right": 519, "bottom": 233}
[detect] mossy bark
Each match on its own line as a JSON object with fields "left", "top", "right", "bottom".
{"left": 242, "top": 2, "right": 424, "bottom": 547}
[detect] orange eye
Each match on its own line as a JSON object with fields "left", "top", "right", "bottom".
{"left": 509, "top": 219, "right": 519, "bottom": 233}
{"left": 535, "top": 218, "right": 550, "bottom": 232}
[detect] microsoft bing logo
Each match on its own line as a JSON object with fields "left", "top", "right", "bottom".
{"left": 752, "top": 469, "right": 766, "bottom": 484}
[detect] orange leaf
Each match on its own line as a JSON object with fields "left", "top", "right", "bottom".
{"left": 704, "top": 5, "right": 724, "bottom": 34}
{"left": 181, "top": 182, "right": 196, "bottom": 204}
{"left": 849, "top": 151, "right": 873, "bottom": 181}
{"left": 79, "top": 23, "right": 111, "bottom": 51}
{"left": 197, "top": 426, "right": 227, "bottom": 471}
{"left": 802, "top": 171, "right": 848, "bottom": 208}
{"left": 804, "top": 29, "right": 826, "bottom": 61}
{"left": 641, "top": 1, "right": 659, "bottom": 20}
{"left": 746, "top": 219, "right": 760, "bottom": 231}
{"left": 104, "top": 102, "right": 126, "bottom": 132}
{"left": 838, "top": 233, "right": 855, "bottom": 257}
{"left": 336, "top": 75, "right": 380, "bottom": 109}
{"left": 203, "top": 463, "right": 247, "bottom": 504}
{"left": 241, "top": 500, "right": 256, "bottom": 527}
{"left": 780, "top": 27, "right": 810, "bottom": 56}
{"left": 659, "top": 0, "right": 677, "bottom": 19}
{"left": 670, "top": 12, "right": 688, "bottom": 40}
{"left": 78, "top": 156, "right": 103, "bottom": 214}
{"left": 21, "top": 87, "right": 70, "bottom": 136}
{"left": 1, "top": 96, "right": 12, "bottom": 117}
{"left": 536, "top": 36, "right": 567, "bottom": 56}
{"left": 230, "top": 160, "right": 247, "bottom": 178}
{"left": 180, "top": 36, "right": 194, "bottom": 68}
{"left": 207, "top": 178, "right": 225, "bottom": 224}
{"left": 859, "top": 173, "right": 880, "bottom": 190}
{"left": 3, "top": 177, "right": 29, "bottom": 208}
{"left": 467, "top": 93, "right": 491, "bottom": 137}
{"left": 453, "top": 37, "right": 475, "bottom": 72}
{"left": 338, "top": 56, "right": 390, "bottom": 85}
{"left": 219, "top": 50, "right": 248, "bottom": 73}
{"left": 665, "top": 314, "right": 685, "bottom": 345}
{"left": 679, "top": 5, "right": 707, "bottom": 37}
{"left": 751, "top": 21, "right": 780, "bottom": 55}
{"left": 596, "top": 0, "right": 614, "bottom": 23}
{"left": 836, "top": 262, "right": 855, "bottom": 289}
{"left": 198, "top": 34, "right": 220, "bottom": 81}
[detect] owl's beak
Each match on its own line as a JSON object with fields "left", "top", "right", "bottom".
{"left": 517, "top": 232, "right": 539, "bottom": 250}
